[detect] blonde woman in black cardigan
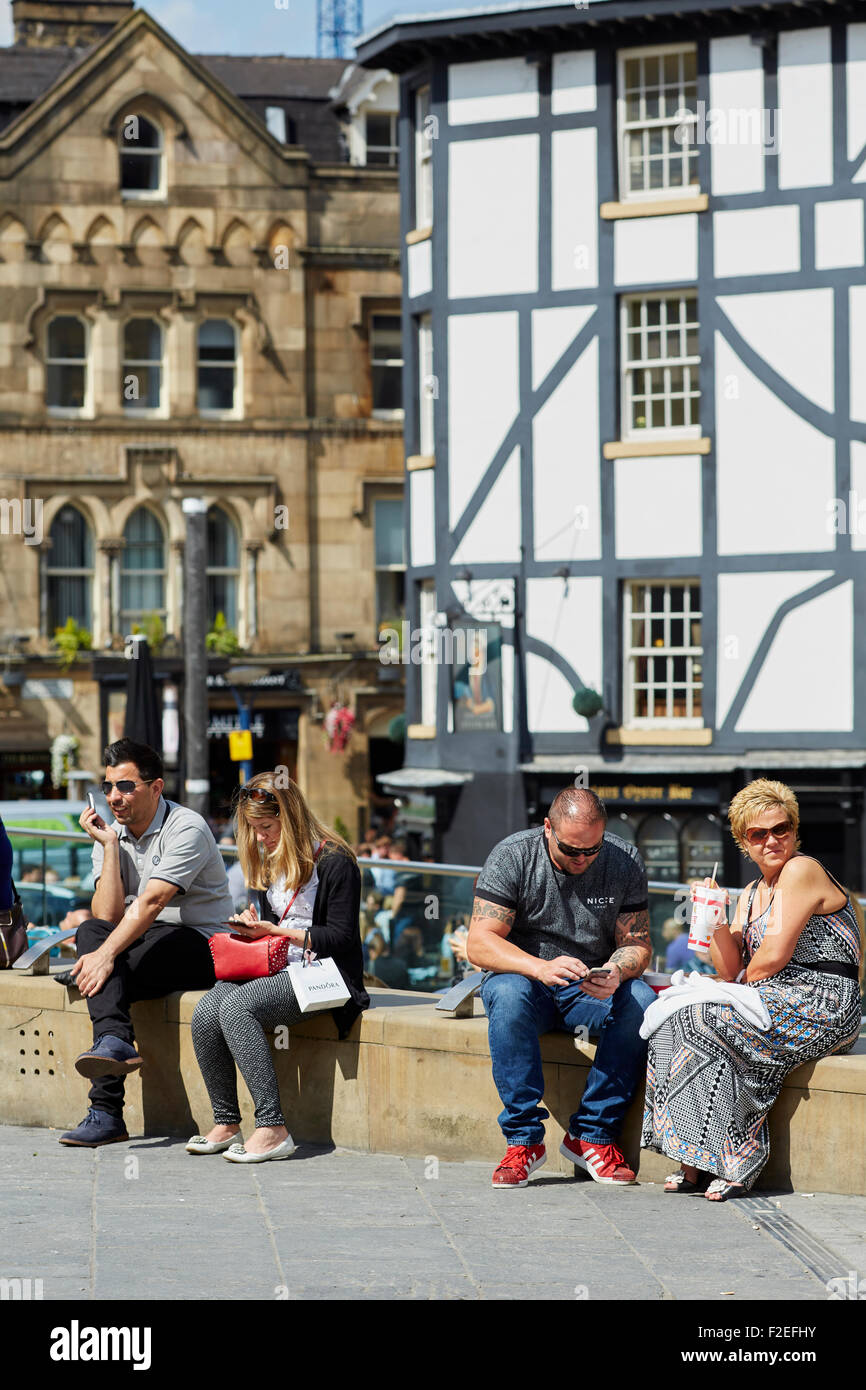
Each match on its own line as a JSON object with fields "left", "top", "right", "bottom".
{"left": 188, "top": 773, "right": 367, "bottom": 1163}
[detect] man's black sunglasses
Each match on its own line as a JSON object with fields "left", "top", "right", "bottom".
{"left": 550, "top": 827, "right": 605, "bottom": 859}
{"left": 101, "top": 779, "right": 154, "bottom": 796}
{"left": 237, "top": 786, "right": 280, "bottom": 809}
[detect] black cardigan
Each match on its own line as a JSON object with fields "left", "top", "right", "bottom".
{"left": 252, "top": 846, "right": 369, "bottom": 1039}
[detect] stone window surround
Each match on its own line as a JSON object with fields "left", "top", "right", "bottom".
{"left": 27, "top": 289, "right": 258, "bottom": 421}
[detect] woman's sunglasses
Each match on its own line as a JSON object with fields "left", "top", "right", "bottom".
{"left": 237, "top": 786, "right": 279, "bottom": 810}
{"left": 745, "top": 821, "right": 791, "bottom": 846}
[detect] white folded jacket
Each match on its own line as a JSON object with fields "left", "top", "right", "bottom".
{"left": 639, "top": 969, "right": 771, "bottom": 1040}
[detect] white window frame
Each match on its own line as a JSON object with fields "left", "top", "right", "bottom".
{"left": 370, "top": 312, "right": 404, "bottom": 420}
{"left": 120, "top": 506, "right": 168, "bottom": 628}
{"left": 414, "top": 85, "right": 433, "bottom": 229}
{"left": 620, "top": 291, "right": 700, "bottom": 440}
{"left": 118, "top": 114, "right": 165, "bottom": 202}
{"left": 617, "top": 43, "right": 699, "bottom": 203}
{"left": 265, "top": 106, "right": 287, "bottom": 143}
{"left": 417, "top": 313, "right": 434, "bottom": 457}
{"left": 419, "top": 580, "right": 437, "bottom": 728}
{"left": 45, "top": 314, "right": 91, "bottom": 418}
{"left": 197, "top": 318, "right": 242, "bottom": 420}
{"left": 623, "top": 580, "right": 703, "bottom": 728}
{"left": 45, "top": 505, "right": 94, "bottom": 633}
{"left": 122, "top": 317, "right": 166, "bottom": 416}
{"left": 206, "top": 505, "right": 241, "bottom": 631}
{"left": 365, "top": 110, "right": 399, "bottom": 167}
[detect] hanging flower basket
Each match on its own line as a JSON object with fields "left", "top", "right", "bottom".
{"left": 51, "top": 733, "right": 80, "bottom": 789}
{"left": 324, "top": 703, "right": 355, "bottom": 754}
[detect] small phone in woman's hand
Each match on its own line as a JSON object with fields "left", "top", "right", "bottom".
{"left": 87, "top": 793, "right": 96, "bottom": 813}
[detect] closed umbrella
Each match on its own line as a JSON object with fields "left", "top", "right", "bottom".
{"left": 123, "top": 636, "right": 162, "bottom": 754}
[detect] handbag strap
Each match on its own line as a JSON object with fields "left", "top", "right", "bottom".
{"left": 275, "top": 844, "right": 324, "bottom": 927}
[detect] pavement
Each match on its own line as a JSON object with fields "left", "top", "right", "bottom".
{"left": 2, "top": 1123, "right": 865, "bottom": 1302}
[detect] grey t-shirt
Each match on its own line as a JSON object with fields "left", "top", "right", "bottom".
{"left": 475, "top": 827, "right": 648, "bottom": 966}
{"left": 91, "top": 797, "right": 234, "bottom": 940}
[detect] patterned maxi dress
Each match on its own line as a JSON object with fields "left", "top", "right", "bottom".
{"left": 641, "top": 867, "right": 862, "bottom": 1189}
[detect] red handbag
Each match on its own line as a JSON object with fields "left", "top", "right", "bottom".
{"left": 209, "top": 931, "right": 290, "bottom": 982}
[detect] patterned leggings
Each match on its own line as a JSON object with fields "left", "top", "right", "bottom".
{"left": 191, "top": 976, "right": 303, "bottom": 1129}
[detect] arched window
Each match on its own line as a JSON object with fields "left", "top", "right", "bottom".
{"left": 197, "top": 320, "right": 238, "bottom": 414}
{"left": 637, "top": 812, "right": 680, "bottom": 883}
{"left": 206, "top": 506, "right": 239, "bottom": 629}
{"left": 122, "top": 319, "right": 163, "bottom": 411}
{"left": 682, "top": 813, "right": 724, "bottom": 882}
{"left": 46, "top": 316, "right": 87, "bottom": 411}
{"left": 46, "top": 506, "right": 93, "bottom": 633}
{"left": 119, "top": 114, "right": 163, "bottom": 197}
{"left": 121, "top": 508, "right": 166, "bottom": 628}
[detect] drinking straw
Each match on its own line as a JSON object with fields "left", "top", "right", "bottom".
{"left": 710, "top": 861, "right": 718, "bottom": 886}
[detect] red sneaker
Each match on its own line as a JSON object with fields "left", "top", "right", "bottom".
{"left": 491, "top": 1143, "right": 546, "bottom": 1189}
{"left": 560, "top": 1134, "right": 636, "bottom": 1185}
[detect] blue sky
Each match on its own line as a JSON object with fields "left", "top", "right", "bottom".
{"left": 0, "top": 0, "right": 498, "bottom": 55}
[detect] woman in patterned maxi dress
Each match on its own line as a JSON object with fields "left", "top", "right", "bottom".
{"left": 641, "top": 779, "right": 862, "bottom": 1200}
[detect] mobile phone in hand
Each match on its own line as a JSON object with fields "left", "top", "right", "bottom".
{"left": 87, "top": 792, "right": 96, "bottom": 813}
{"left": 587, "top": 967, "right": 612, "bottom": 977}
{"left": 225, "top": 917, "right": 249, "bottom": 929}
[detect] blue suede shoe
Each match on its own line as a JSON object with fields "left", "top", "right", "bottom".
{"left": 59, "top": 1107, "right": 129, "bottom": 1147}
{"left": 74, "top": 1035, "right": 143, "bottom": 1079}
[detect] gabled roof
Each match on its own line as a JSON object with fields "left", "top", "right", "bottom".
{"left": 0, "top": 43, "right": 92, "bottom": 103}
{"left": 195, "top": 54, "right": 348, "bottom": 101}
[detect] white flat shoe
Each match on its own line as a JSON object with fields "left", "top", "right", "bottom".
{"left": 223, "top": 1135, "right": 296, "bottom": 1164}
{"left": 185, "top": 1133, "right": 242, "bottom": 1155}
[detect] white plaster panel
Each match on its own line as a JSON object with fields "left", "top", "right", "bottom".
{"left": 778, "top": 28, "right": 833, "bottom": 189}
{"left": 715, "top": 335, "right": 835, "bottom": 555}
{"left": 815, "top": 200, "right": 865, "bottom": 270}
{"left": 851, "top": 441, "right": 866, "bottom": 552}
{"left": 716, "top": 571, "right": 832, "bottom": 726}
{"left": 448, "top": 135, "right": 538, "bottom": 299}
{"left": 850, "top": 285, "right": 866, "bottom": 423}
{"left": 532, "top": 339, "right": 601, "bottom": 562}
{"left": 551, "top": 127, "right": 598, "bottom": 291}
{"left": 531, "top": 304, "right": 596, "bottom": 391}
{"left": 451, "top": 447, "right": 521, "bottom": 564}
{"left": 614, "top": 456, "right": 702, "bottom": 559}
{"left": 525, "top": 577, "right": 603, "bottom": 733}
{"left": 736, "top": 583, "right": 853, "bottom": 732}
{"left": 410, "top": 469, "right": 435, "bottom": 568}
{"left": 448, "top": 312, "right": 519, "bottom": 529}
{"left": 407, "top": 237, "right": 432, "bottom": 298}
{"left": 708, "top": 35, "right": 766, "bottom": 196}
{"left": 448, "top": 57, "right": 539, "bottom": 125}
{"left": 848, "top": 24, "right": 866, "bottom": 175}
{"left": 551, "top": 50, "right": 596, "bottom": 114}
{"left": 717, "top": 288, "right": 834, "bottom": 412}
{"left": 713, "top": 205, "right": 800, "bottom": 278}
{"left": 614, "top": 214, "right": 698, "bottom": 286}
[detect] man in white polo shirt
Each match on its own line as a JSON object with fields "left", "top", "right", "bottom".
{"left": 59, "top": 739, "right": 234, "bottom": 1147}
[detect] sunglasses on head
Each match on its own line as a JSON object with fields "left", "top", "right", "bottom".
{"left": 550, "top": 827, "right": 605, "bottom": 859}
{"left": 101, "top": 779, "right": 153, "bottom": 796}
{"left": 238, "top": 786, "right": 279, "bottom": 810}
{"left": 745, "top": 821, "right": 791, "bottom": 846}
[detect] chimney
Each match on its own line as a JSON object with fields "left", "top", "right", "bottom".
{"left": 12, "top": 1, "right": 135, "bottom": 49}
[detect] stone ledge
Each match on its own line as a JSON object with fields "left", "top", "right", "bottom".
{"left": 2, "top": 976, "right": 864, "bottom": 1193}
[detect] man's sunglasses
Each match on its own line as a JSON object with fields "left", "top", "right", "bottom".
{"left": 101, "top": 779, "right": 153, "bottom": 796}
{"left": 237, "top": 786, "right": 279, "bottom": 809}
{"left": 550, "top": 827, "right": 605, "bottom": 859}
{"left": 745, "top": 821, "right": 791, "bottom": 846}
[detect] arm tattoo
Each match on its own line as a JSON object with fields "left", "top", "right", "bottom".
{"left": 610, "top": 908, "right": 652, "bottom": 979}
{"left": 470, "top": 897, "right": 515, "bottom": 932}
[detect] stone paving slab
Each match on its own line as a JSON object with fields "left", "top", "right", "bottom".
{"left": 1, "top": 1124, "right": 864, "bottom": 1303}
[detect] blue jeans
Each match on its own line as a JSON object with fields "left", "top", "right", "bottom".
{"left": 480, "top": 971, "right": 656, "bottom": 1146}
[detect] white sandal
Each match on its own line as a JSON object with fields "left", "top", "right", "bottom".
{"left": 185, "top": 1133, "right": 241, "bottom": 1154}
{"left": 223, "top": 1135, "right": 296, "bottom": 1163}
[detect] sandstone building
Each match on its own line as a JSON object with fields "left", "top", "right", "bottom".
{"left": 0, "top": 0, "right": 405, "bottom": 833}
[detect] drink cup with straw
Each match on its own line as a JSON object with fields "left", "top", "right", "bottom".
{"left": 688, "top": 861, "right": 728, "bottom": 952}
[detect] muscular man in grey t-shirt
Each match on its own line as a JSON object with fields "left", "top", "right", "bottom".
{"left": 468, "top": 786, "right": 656, "bottom": 1189}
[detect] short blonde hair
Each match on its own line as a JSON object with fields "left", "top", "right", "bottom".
{"left": 727, "top": 778, "right": 800, "bottom": 857}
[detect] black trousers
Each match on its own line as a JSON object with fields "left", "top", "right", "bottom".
{"left": 76, "top": 916, "right": 216, "bottom": 1116}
